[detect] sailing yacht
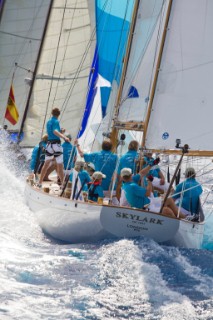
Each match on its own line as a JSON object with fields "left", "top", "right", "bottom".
{"left": 5, "top": 0, "right": 213, "bottom": 248}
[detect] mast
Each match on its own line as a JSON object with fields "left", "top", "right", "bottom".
{"left": 17, "top": 0, "right": 54, "bottom": 142}
{"left": 0, "top": 0, "right": 6, "bottom": 23}
{"left": 141, "top": 0, "right": 173, "bottom": 149}
{"left": 110, "top": 0, "right": 140, "bottom": 148}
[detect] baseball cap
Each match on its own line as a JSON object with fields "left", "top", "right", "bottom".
{"left": 120, "top": 168, "right": 132, "bottom": 177}
{"left": 92, "top": 171, "right": 106, "bottom": 180}
{"left": 87, "top": 162, "right": 95, "bottom": 170}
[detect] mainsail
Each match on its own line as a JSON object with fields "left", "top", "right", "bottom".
{"left": 144, "top": 0, "right": 213, "bottom": 155}
{"left": 114, "top": 0, "right": 168, "bottom": 129}
{"left": 0, "top": 0, "right": 51, "bottom": 131}
{"left": 21, "top": 0, "right": 95, "bottom": 147}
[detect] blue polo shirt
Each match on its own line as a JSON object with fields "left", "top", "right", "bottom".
{"left": 172, "top": 178, "right": 203, "bottom": 214}
{"left": 84, "top": 150, "right": 118, "bottom": 191}
{"left": 46, "top": 116, "right": 61, "bottom": 141}
{"left": 118, "top": 150, "right": 138, "bottom": 175}
{"left": 88, "top": 184, "right": 104, "bottom": 202}
{"left": 122, "top": 181, "right": 150, "bottom": 209}
{"left": 62, "top": 142, "right": 76, "bottom": 170}
{"left": 69, "top": 170, "right": 91, "bottom": 191}
{"left": 30, "top": 145, "right": 39, "bottom": 171}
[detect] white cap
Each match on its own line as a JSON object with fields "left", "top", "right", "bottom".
{"left": 92, "top": 171, "right": 106, "bottom": 180}
{"left": 87, "top": 162, "right": 95, "bottom": 170}
{"left": 120, "top": 168, "right": 132, "bottom": 177}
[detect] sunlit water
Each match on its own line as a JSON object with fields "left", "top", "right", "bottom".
{"left": 0, "top": 137, "right": 213, "bottom": 319}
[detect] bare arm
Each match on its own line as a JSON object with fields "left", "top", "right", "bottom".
{"left": 74, "top": 139, "right": 84, "bottom": 157}
{"left": 145, "top": 180, "right": 153, "bottom": 197}
{"left": 159, "top": 170, "right": 165, "bottom": 185}
{"left": 53, "top": 130, "right": 69, "bottom": 142}
{"left": 138, "top": 164, "right": 152, "bottom": 177}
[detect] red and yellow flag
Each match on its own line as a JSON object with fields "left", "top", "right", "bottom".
{"left": 5, "top": 85, "right": 19, "bottom": 125}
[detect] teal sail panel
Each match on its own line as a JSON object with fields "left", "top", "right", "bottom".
{"left": 96, "top": 0, "right": 134, "bottom": 115}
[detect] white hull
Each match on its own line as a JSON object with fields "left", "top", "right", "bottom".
{"left": 25, "top": 183, "right": 204, "bottom": 248}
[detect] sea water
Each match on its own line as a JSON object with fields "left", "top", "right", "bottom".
{"left": 0, "top": 138, "right": 213, "bottom": 319}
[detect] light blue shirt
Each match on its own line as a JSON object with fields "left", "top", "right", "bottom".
{"left": 69, "top": 170, "right": 91, "bottom": 191}
{"left": 30, "top": 141, "right": 47, "bottom": 171}
{"left": 84, "top": 150, "right": 118, "bottom": 191}
{"left": 46, "top": 116, "right": 61, "bottom": 142}
{"left": 172, "top": 178, "right": 203, "bottom": 214}
{"left": 118, "top": 150, "right": 138, "bottom": 175}
{"left": 30, "top": 145, "right": 39, "bottom": 171}
{"left": 88, "top": 184, "right": 104, "bottom": 202}
{"left": 122, "top": 181, "right": 150, "bottom": 209}
{"left": 62, "top": 142, "right": 76, "bottom": 170}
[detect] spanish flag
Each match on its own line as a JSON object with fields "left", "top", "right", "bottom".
{"left": 5, "top": 85, "right": 19, "bottom": 125}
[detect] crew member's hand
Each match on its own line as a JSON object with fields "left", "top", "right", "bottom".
{"left": 153, "top": 157, "right": 160, "bottom": 165}
{"left": 64, "top": 136, "right": 69, "bottom": 142}
{"left": 147, "top": 174, "right": 154, "bottom": 182}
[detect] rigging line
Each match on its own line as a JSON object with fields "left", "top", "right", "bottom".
{"left": 59, "top": 28, "right": 96, "bottom": 119}
{"left": 50, "top": 0, "right": 93, "bottom": 111}
{"left": 19, "top": 0, "right": 54, "bottom": 141}
{"left": 161, "top": 60, "right": 213, "bottom": 75}
{"left": 59, "top": 24, "right": 97, "bottom": 129}
{"left": 59, "top": 0, "right": 110, "bottom": 124}
{"left": 14, "top": 63, "right": 33, "bottom": 73}
{"left": 41, "top": 0, "right": 70, "bottom": 134}
{"left": 0, "top": 30, "right": 40, "bottom": 41}
{"left": 58, "top": 0, "right": 100, "bottom": 112}
{"left": 106, "top": 0, "right": 133, "bottom": 132}
{"left": 50, "top": 0, "right": 76, "bottom": 109}
{"left": 0, "top": 0, "right": 49, "bottom": 100}
{"left": 59, "top": 0, "right": 113, "bottom": 142}
{"left": 54, "top": 6, "right": 89, "bottom": 10}
{"left": 121, "top": 1, "right": 164, "bottom": 101}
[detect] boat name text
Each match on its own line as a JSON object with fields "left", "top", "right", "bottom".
{"left": 115, "top": 212, "right": 163, "bottom": 225}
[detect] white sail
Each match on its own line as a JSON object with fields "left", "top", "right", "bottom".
{"left": 145, "top": 0, "right": 213, "bottom": 153}
{"left": 21, "top": 0, "right": 95, "bottom": 147}
{"left": 0, "top": 0, "right": 51, "bottom": 130}
{"left": 117, "top": 0, "right": 168, "bottom": 123}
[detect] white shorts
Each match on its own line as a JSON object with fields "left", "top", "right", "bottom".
{"left": 104, "top": 190, "right": 120, "bottom": 206}
{"left": 64, "top": 169, "right": 72, "bottom": 176}
{"left": 147, "top": 196, "right": 162, "bottom": 213}
{"left": 152, "top": 177, "right": 170, "bottom": 192}
{"left": 179, "top": 207, "right": 191, "bottom": 217}
{"left": 45, "top": 142, "right": 63, "bottom": 164}
{"left": 174, "top": 200, "right": 191, "bottom": 217}
{"left": 120, "top": 189, "right": 130, "bottom": 207}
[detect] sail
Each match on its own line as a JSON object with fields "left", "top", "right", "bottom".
{"left": 145, "top": 0, "right": 213, "bottom": 154}
{"left": 21, "top": 0, "right": 95, "bottom": 147}
{"left": 116, "top": 0, "right": 168, "bottom": 125}
{"left": 95, "top": 0, "right": 134, "bottom": 116}
{"left": 0, "top": 0, "right": 51, "bottom": 131}
{"left": 73, "top": 0, "right": 134, "bottom": 149}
